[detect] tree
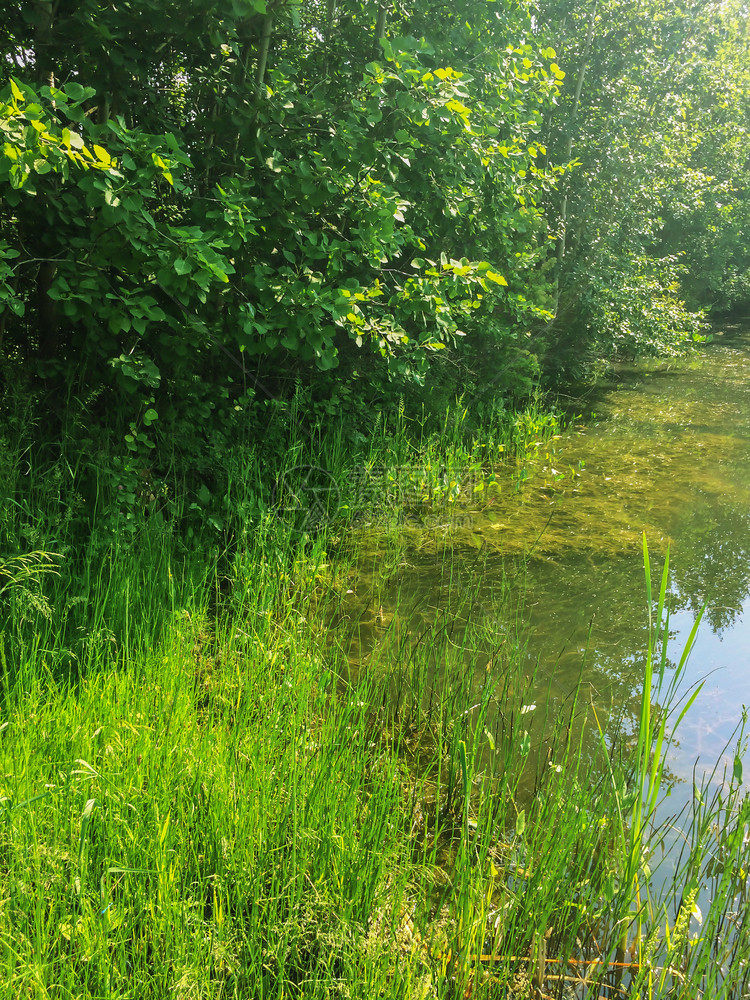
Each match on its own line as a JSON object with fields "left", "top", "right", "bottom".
{"left": 0, "top": 0, "right": 573, "bottom": 531}
{"left": 0, "top": 2, "right": 566, "bottom": 384}
{"left": 531, "top": 0, "right": 748, "bottom": 375}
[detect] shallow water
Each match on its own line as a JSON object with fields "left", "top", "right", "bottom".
{"left": 349, "top": 323, "right": 750, "bottom": 814}
{"left": 519, "top": 326, "right": 750, "bottom": 808}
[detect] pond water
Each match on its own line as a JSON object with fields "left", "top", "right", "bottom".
{"left": 348, "top": 322, "right": 750, "bottom": 820}
{"left": 518, "top": 325, "right": 750, "bottom": 807}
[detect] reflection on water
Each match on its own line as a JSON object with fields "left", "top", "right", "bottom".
{"left": 348, "top": 323, "right": 750, "bottom": 804}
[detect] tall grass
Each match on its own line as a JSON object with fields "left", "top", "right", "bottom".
{"left": 0, "top": 411, "right": 747, "bottom": 999}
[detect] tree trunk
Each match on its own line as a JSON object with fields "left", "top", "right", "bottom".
{"left": 33, "top": 0, "right": 56, "bottom": 90}
{"left": 374, "top": 3, "right": 389, "bottom": 56}
{"left": 553, "top": 0, "right": 597, "bottom": 318}
{"left": 33, "top": 0, "right": 60, "bottom": 362}
{"left": 325, "top": 0, "right": 337, "bottom": 42}
{"left": 255, "top": 10, "right": 275, "bottom": 93}
{"left": 323, "top": 0, "right": 337, "bottom": 77}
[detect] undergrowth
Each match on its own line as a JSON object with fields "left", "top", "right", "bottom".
{"left": 0, "top": 402, "right": 747, "bottom": 999}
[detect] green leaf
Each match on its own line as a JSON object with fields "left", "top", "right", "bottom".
{"left": 62, "top": 128, "right": 84, "bottom": 150}
{"left": 93, "top": 144, "right": 112, "bottom": 166}
{"left": 485, "top": 270, "right": 508, "bottom": 286}
{"left": 733, "top": 755, "right": 743, "bottom": 785}
{"left": 379, "top": 37, "right": 394, "bottom": 61}
{"left": 63, "top": 82, "right": 91, "bottom": 102}
{"left": 515, "top": 809, "right": 526, "bottom": 838}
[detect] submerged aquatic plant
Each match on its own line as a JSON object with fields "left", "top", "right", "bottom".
{"left": 407, "top": 534, "right": 748, "bottom": 1000}
{"left": 0, "top": 410, "right": 747, "bottom": 999}
{"left": 589, "top": 536, "right": 705, "bottom": 989}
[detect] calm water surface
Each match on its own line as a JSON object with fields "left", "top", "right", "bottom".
{"left": 520, "top": 326, "right": 750, "bottom": 805}
{"left": 351, "top": 324, "right": 750, "bottom": 810}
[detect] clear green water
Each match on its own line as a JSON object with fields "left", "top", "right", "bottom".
{"left": 520, "top": 326, "right": 750, "bottom": 806}
{"left": 348, "top": 323, "right": 750, "bottom": 811}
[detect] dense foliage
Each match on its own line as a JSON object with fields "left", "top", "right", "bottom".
{"left": 535, "top": 0, "right": 750, "bottom": 375}
{"left": 1, "top": 10, "right": 749, "bottom": 997}
{"left": 0, "top": 0, "right": 748, "bottom": 514}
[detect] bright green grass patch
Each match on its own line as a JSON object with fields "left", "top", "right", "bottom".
{"left": 0, "top": 534, "right": 747, "bottom": 999}
{"left": 0, "top": 606, "right": 422, "bottom": 998}
{"left": 0, "top": 408, "right": 748, "bottom": 998}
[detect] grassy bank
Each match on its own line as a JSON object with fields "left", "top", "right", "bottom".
{"left": 0, "top": 407, "right": 748, "bottom": 999}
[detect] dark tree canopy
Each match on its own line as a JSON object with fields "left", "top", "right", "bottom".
{"left": 0, "top": 0, "right": 747, "bottom": 471}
